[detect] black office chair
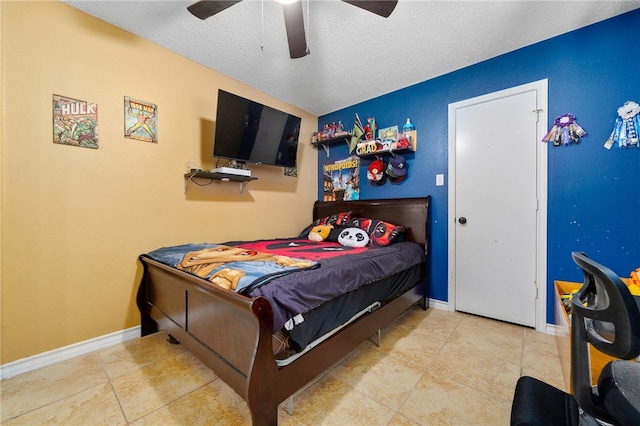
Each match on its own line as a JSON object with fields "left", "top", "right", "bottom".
{"left": 510, "top": 252, "right": 640, "bottom": 425}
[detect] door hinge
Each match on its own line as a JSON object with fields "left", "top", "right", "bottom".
{"left": 533, "top": 108, "right": 543, "bottom": 123}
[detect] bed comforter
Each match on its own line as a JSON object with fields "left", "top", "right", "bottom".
{"left": 146, "top": 238, "right": 425, "bottom": 333}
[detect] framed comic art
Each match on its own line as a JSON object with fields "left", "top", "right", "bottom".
{"left": 52, "top": 94, "right": 99, "bottom": 149}
{"left": 124, "top": 96, "right": 158, "bottom": 143}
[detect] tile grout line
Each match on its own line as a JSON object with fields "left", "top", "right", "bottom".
{"left": 97, "top": 350, "right": 131, "bottom": 425}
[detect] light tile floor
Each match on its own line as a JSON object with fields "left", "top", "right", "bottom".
{"left": 1, "top": 307, "right": 566, "bottom": 425}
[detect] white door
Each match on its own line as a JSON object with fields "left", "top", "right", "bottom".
{"left": 448, "top": 80, "right": 548, "bottom": 329}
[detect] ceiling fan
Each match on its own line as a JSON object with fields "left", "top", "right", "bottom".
{"left": 187, "top": 0, "right": 398, "bottom": 59}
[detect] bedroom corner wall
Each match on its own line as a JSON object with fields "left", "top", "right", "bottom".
{"left": 319, "top": 8, "right": 640, "bottom": 324}
{"left": 0, "top": 1, "right": 317, "bottom": 364}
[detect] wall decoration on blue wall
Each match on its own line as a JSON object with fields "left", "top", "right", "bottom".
{"left": 604, "top": 101, "right": 640, "bottom": 149}
{"left": 318, "top": 9, "right": 640, "bottom": 322}
{"left": 542, "top": 114, "right": 587, "bottom": 146}
{"left": 323, "top": 155, "right": 360, "bottom": 201}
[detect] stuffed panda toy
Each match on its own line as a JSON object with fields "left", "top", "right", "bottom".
{"left": 337, "top": 227, "right": 370, "bottom": 247}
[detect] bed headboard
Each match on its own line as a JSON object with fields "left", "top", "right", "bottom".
{"left": 313, "top": 197, "right": 431, "bottom": 250}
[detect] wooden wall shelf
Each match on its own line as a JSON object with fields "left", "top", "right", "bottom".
{"left": 311, "top": 134, "right": 352, "bottom": 156}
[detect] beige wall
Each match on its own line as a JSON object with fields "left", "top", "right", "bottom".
{"left": 0, "top": 1, "right": 318, "bottom": 363}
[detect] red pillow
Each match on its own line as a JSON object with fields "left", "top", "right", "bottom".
{"left": 299, "top": 211, "right": 352, "bottom": 238}
{"left": 347, "top": 217, "right": 404, "bottom": 247}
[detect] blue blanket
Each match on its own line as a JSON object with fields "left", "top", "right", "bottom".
{"left": 146, "top": 243, "right": 317, "bottom": 293}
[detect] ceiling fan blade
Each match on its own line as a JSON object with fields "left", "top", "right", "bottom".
{"left": 342, "top": 0, "right": 398, "bottom": 18}
{"left": 282, "top": 1, "right": 308, "bottom": 59}
{"left": 187, "top": 0, "right": 242, "bottom": 20}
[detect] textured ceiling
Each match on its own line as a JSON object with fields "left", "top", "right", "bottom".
{"left": 64, "top": 0, "right": 640, "bottom": 116}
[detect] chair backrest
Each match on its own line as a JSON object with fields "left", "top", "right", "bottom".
{"left": 570, "top": 251, "right": 640, "bottom": 423}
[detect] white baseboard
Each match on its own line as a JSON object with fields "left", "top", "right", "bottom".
{"left": 0, "top": 326, "right": 140, "bottom": 380}
{"left": 545, "top": 323, "right": 564, "bottom": 336}
{"left": 427, "top": 298, "right": 450, "bottom": 311}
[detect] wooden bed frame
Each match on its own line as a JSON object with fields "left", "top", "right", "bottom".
{"left": 136, "top": 196, "right": 431, "bottom": 425}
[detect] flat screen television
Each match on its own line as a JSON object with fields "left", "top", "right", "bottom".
{"left": 213, "top": 89, "right": 302, "bottom": 168}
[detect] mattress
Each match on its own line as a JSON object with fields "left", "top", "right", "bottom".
{"left": 145, "top": 238, "right": 426, "bottom": 357}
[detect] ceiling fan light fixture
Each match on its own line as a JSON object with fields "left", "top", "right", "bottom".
{"left": 187, "top": 0, "right": 397, "bottom": 58}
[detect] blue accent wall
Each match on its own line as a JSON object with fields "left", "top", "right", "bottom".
{"left": 318, "top": 9, "right": 640, "bottom": 323}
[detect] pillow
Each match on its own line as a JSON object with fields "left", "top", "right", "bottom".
{"left": 337, "top": 227, "right": 370, "bottom": 247}
{"left": 299, "top": 211, "right": 352, "bottom": 238}
{"left": 308, "top": 224, "right": 352, "bottom": 242}
{"left": 346, "top": 217, "right": 405, "bottom": 247}
{"left": 327, "top": 224, "right": 349, "bottom": 242}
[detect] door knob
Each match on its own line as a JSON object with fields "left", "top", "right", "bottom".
{"left": 458, "top": 217, "right": 467, "bottom": 225}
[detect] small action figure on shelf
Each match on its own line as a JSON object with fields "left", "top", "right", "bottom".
{"left": 314, "top": 121, "right": 349, "bottom": 143}
{"left": 364, "top": 117, "right": 377, "bottom": 140}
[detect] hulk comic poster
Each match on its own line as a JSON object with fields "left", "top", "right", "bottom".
{"left": 124, "top": 96, "right": 158, "bottom": 143}
{"left": 52, "top": 94, "right": 99, "bottom": 149}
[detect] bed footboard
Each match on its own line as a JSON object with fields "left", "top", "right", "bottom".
{"left": 137, "top": 256, "right": 279, "bottom": 423}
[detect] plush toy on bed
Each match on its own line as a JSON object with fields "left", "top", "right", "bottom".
{"left": 337, "top": 227, "right": 370, "bottom": 247}
{"left": 308, "top": 225, "right": 334, "bottom": 242}
{"left": 308, "top": 224, "right": 369, "bottom": 247}
{"left": 308, "top": 224, "right": 348, "bottom": 243}
{"left": 308, "top": 224, "right": 347, "bottom": 242}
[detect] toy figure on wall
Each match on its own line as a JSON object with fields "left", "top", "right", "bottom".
{"left": 604, "top": 101, "right": 640, "bottom": 149}
{"left": 542, "top": 113, "right": 586, "bottom": 146}
{"left": 124, "top": 96, "right": 158, "bottom": 143}
{"left": 363, "top": 117, "right": 377, "bottom": 140}
{"left": 52, "top": 94, "right": 99, "bottom": 149}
